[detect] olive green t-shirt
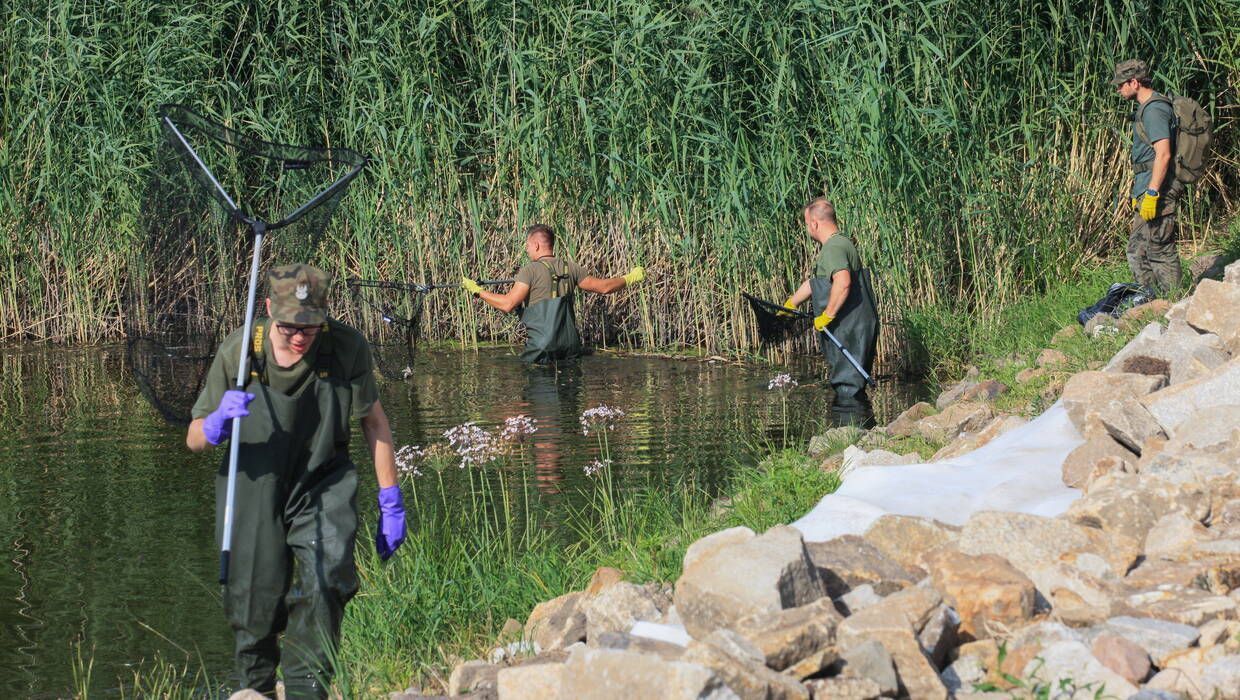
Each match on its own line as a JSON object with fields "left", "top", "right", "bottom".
{"left": 191, "top": 318, "right": 379, "bottom": 420}
{"left": 515, "top": 257, "right": 588, "bottom": 307}
{"left": 814, "top": 233, "right": 862, "bottom": 279}
{"left": 1131, "top": 96, "right": 1174, "bottom": 197}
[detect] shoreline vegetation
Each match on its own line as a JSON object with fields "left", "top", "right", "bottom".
{"left": 3, "top": 1, "right": 1238, "bottom": 357}
{"left": 80, "top": 233, "right": 1239, "bottom": 697}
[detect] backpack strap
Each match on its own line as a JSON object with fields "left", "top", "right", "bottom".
{"left": 1134, "top": 93, "right": 1175, "bottom": 151}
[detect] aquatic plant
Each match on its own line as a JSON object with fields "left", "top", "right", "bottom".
{"left": 767, "top": 373, "right": 798, "bottom": 448}
{"left": 582, "top": 458, "right": 612, "bottom": 478}
{"left": 442, "top": 422, "right": 499, "bottom": 469}
{"left": 580, "top": 405, "right": 626, "bottom": 436}
{"left": 394, "top": 445, "right": 425, "bottom": 477}
{"left": 499, "top": 415, "right": 538, "bottom": 443}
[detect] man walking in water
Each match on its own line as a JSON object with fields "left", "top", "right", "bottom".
{"left": 463, "top": 224, "right": 645, "bottom": 363}
{"left": 781, "top": 198, "right": 879, "bottom": 421}
{"left": 187, "top": 264, "right": 405, "bottom": 698}
{"left": 1115, "top": 58, "right": 1182, "bottom": 295}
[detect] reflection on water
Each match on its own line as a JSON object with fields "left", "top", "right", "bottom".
{"left": 0, "top": 344, "right": 925, "bottom": 696}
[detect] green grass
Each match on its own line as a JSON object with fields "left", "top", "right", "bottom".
{"left": 2, "top": 0, "right": 1237, "bottom": 351}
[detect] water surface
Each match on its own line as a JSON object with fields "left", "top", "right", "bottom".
{"left": 0, "top": 344, "right": 924, "bottom": 697}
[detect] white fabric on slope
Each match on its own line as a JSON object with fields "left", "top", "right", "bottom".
{"left": 791, "top": 401, "right": 1084, "bottom": 543}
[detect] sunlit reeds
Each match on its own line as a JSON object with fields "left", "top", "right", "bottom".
{"left": 2, "top": 0, "right": 1236, "bottom": 360}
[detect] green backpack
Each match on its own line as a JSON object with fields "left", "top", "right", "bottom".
{"left": 1136, "top": 93, "right": 1213, "bottom": 185}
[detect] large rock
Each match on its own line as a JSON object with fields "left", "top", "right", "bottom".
{"left": 1122, "top": 585, "right": 1239, "bottom": 626}
{"left": 1096, "top": 396, "right": 1167, "bottom": 454}
{"left": 732, "top": 597, "right": 840, "bottom": 671}
{"left": 958, "top": 379, "right": 1009, "bottom": 404}
{"left": 674, "top": 525, "right": 826, "bottom": 640}
{"left": 1061, "top": 371, "right": 1166, "bottom": 436}
{"left": 833, "top": 639, "right": 898, "bottom": 698}
{"left": 1187, "top": 279, "right": 1240, "bottom": 353}
{"left": 862, "top": 515, "right": 960, "bottom": 573}
{"left": 915, "top": 401, "right": 994, "bottom": 444}
{"left": 804, "top": 535, "right": 920, "bottom": 597}
{"left": 1107, "top": 321, "right": 1230, "bottom": 386}
{"left": 1019, "top": 640, "right": 1139, "bottom": 698}
{"left": 557, "top": 647, "right": 738, "bottom": 699}
{"left": 917, "top": 604, "right": 960, "bottom": 669}
{"left": 682, "top": 630, "right": 809, "bottom": 700}
{"left": 1090, "top": 633, "right": 1151, "bottom": 685}
{"left": 591, "top": 631, "right": 685, "bottom": 660}
{"left": 935, "top": 367, "right": 980, "bottom": 410}
{"left": 923, "top": 549, "right": 1035, "bottom": 640}
{"left": 888, "top": 402, "right": 936, "bottom": 438}
{"left": 584, "top": 581, "right": 671, "bottom": 641}
{"left": 1066, "top": 472, "right": 1205, "bottom": 542}
{"left": 525, "top": 592, "right": 587, "bottom": 650}
{"left": 803, "top": 677, "right": 884, "bottom": 700}
{"left": 1030, "top": 561, "right": 1119, "bottom": 625}
{"left": 931, "top": 414, "right": 1026, "bottom": 461}
{"left": 836, "top": 588, "right": 948, "bottom": 699}
{"left": 1123, "top": 556, "right": 1240, "bottom": 598}
{"left": 496, "top": 663, "right": 564, "bottom": 700}
{"left": 450, "top": 661, "right": 501, "bottom": 696}
{"left": 1144, "top": 511, "right": 1211, "bottom": 560}
{"left": 1200, "top": 655, "right": 1240, "bottom": 699}
{"left": 957, "top": 511, "right": 1139, "bottom": 582}
{"left": 1060, "top": 434, "right": 1136, "bottom": 489}
{"left": 1142, "top": 358, "right": 1240, "bottom": 433}
{"left": 585, "top": 567, "right": 625, "bottom": 596}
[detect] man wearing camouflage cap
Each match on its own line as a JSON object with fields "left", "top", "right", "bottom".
{"left": 187, "top": 264, "right": 405, "bottom": 698}
{"left": 1114, "top": 58, "right": 1182, "bottom": 295}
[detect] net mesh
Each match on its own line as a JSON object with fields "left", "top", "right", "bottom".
{"left": 743, "top": 293, "right": 811, "bottom": 345}
{"left": 125, "top": 104, "right": 367, "bottom": 424}
{"left": 346, "top": 279, "right": 426, "bottom": 381}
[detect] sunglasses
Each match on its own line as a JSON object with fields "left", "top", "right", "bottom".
{"left": 274, "top": 323, "right": 322, "bottom": 338}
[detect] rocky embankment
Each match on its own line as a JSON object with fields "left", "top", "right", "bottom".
{"left": 397, "top": 266, "right": 1240, "bottom": 700}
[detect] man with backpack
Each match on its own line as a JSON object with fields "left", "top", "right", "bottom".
{"left": 1114, "top": 59, "right": 1211, "bottom": 296}
{"left": 462, "top": 224, "right": 645, "bottom": 363}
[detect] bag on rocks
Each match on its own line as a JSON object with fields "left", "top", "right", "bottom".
{"left": 1078, "top": 282, "right": 1153, "bottom": 326}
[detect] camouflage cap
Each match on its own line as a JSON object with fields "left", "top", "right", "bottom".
{"left": 1112, "top": 59, "right": 1149, "bottom": 85}
{"left": 267, "top": 264, "right": 331, "bottom": 325}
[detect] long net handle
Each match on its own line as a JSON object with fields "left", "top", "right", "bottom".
{"left": 220, "top": 222, "right": 266, "bottom": 585}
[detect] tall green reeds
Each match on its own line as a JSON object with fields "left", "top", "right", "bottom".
{"left": 2, "top": 0, "right": 1238, "bottom": 352}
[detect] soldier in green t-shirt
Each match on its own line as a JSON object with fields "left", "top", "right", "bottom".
{"left": 1114, "top": 58, "right": 1182, "bottom": 295}
{"left": 462, "top": 224, "right": 646, "bottom": 363}
{"left": 781, "top": 198, "right": 880, "bottom": 417}
{"left": 186, "top": 264, "right": 404, "bottom": 699}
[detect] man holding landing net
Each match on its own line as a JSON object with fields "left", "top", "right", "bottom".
{"left": 463, "top": 223, "right": 645, "bottom": 363}
{"left": 186, "top": 264, "right": 406, "bottom": 699}
{"left": 781, "top": 198, "right": 879, "bottom": 419}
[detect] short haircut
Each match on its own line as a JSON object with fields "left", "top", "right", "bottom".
{"left": 803, "top": 197, "right": 837, "bottom": 225}
{"left": 1136, "top": 77, "right": 1154, "bottom": 88}
{"left": 526, "top": 224, "right": 555, "bottom": 249}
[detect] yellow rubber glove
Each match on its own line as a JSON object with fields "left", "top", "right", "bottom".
{"left": 461, "top": 277, "right": 484, "bottom": 295}
{"left": 622, "top": 266, "right": 645, "bottom": 286}
{"left": 1139, "top": 191, "right": 1160, "bottom": 222}
{"left": 776, "top": 297, "right": 797, "bottom": 317}
{"left": 813, "top": 310, "right": 834, "bottom": 332}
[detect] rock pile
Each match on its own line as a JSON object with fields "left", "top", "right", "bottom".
{"left": 400, "top": 262, "right": 1240, "bottom": 700}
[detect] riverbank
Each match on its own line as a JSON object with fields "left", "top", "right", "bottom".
{"left": 395, "top": 261, "right": 1240, "bottom": 699}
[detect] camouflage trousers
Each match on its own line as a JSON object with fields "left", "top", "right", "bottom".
{"left": 1127, "top": 199, "right": 1182, "bottom": 296}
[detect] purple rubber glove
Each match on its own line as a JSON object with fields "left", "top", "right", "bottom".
{"left": 202, "top": 390, "right": 255, "bottom": 445}
{"left": 375, "top": 485, "right": 407, "bottom": 561}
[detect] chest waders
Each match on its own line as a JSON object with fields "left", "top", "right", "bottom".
{"left": 810, "top": 268, "right": 879, "bottom": 403}
{"left": 519, "top": 258, "right": 583, "bottom": 364}
{"left": 217, "top": 318, "right": 359, "bottom": 699}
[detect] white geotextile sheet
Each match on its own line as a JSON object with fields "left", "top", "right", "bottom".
{"left": 791, "top": 401, "right": 1085, "bottom": 543}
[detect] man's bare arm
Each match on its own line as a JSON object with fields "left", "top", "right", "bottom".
{"left": 825, "top": 269, "right": 852, "bottom": 319}
{"left": 578, "top": 275, "right": 627, "bottom": 295}
{"left": 361, "top": 399, "right": 397, "bottom": 489}
{"left": 1148, "top": 138, "right": 1172, "bottom": 193}
{"left": 478, "top": 281, "right": 531, "bottom": 314}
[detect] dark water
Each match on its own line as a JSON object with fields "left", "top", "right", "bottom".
{"left": 0, "top": 344, "right": 924, "bottom": 697}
